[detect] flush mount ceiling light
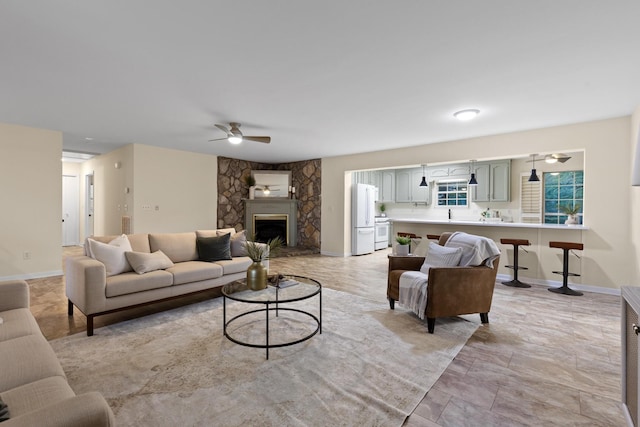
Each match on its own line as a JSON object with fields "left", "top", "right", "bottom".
{"left": 468, "top": 160, "right": 478, "bottom": 186}
{"left": 453, "top": 109, "right": 480, "bottom": 121}
{"left": 544, "top": 153, "right": 572, "bottom": 164}
{"left": 419, "top": 164, "right": 428, "bottom": 187}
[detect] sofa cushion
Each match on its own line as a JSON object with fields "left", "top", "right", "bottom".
{"left": 166, "top": 261, "right": 224, "bottom": 285}
{"left": 87, "top": 235, "right": 133, "bottom": 276}
{"left": 0, "top": 308, "right": 42, "bottom": 342}
{"left": 125, "top": 250, "right": 174, "bottom": 274}
{"left": 0, "top": 335, "right": 66, "bottom": 393}
{"left": 149, "top": 232, "right": 198, "bottom": 263}
{"left": 214, "top": 256, "right": 253, "bottom": 275}
{"left": 105, "top": 270, "right": 174, "bottom": 298}
{"left": 86, "top": 233, "right": 150, "bottom": 255}
{"left": 419, "top": 242, "right": 462, "bottom": 274}
{"left": 224, "top": 230, "right": 248, "bottom": 257}
{"left": 196, "top": 234, "right": 232, "bottom": 262}
{"left": 0, "top": 376, "right": 75, "bottom": 419}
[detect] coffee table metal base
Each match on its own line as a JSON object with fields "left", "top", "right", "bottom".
{"left": 223, "top": 298, "right": 322, "bottom": 360}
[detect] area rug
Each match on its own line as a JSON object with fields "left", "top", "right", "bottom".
{"left": 50, "top": 288, "right": 478, "bottom": 427}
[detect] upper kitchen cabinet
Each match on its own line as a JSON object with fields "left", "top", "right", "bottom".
{"left": 471, "top": 160, "right": 511, "bottom": 202}
{"left": 379, "top": 170, "right": 395, "bottom": 202}
{"left": 395, "top": 168, "right": 431, "bottom": 204}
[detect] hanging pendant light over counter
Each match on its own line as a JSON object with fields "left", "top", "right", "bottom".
{"left": 419, "top": 164, "right": 428, "bottom": 187}
{"left": 468, "top": 160, "right": 478, "bottom": 186}
{"left": 528, "top": 154, "right": 540, "bottom": 182}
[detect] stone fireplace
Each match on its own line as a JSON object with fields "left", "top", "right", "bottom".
{"left": 244, "top": 199, "right": 298, "bottom": 246}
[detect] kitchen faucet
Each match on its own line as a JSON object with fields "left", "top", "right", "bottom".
{"left": 448, "top": 208, "right": 451, "bottom": 220}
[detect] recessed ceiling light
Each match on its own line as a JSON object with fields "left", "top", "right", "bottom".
{"left": 453, "top": 109, "right": 480, "bottom": 121}
{"left": 84, "top": 137, "right": 94, "bottom": 141}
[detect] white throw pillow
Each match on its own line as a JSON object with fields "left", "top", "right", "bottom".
{"left": 125, "top": 250, "right": 174, "bottom": 274}
{"left": 419, "top": 242, "right": 463, "bottom": 274}
{"left": 412, "top": 238, "right": 430, "bottom": 257}
{"left": 87, "top": 234, "right": 133, "bottom": 276}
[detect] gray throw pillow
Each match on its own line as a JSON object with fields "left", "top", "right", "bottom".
{"left": 125, "top": 250, "right": 174, "bottom": 274}
{"left": 197, "top": 234, "right": 232, "bottom": 262}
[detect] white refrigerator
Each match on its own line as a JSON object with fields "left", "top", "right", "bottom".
{"left": 352, "top": 183, "right": 376, "bottom": 255}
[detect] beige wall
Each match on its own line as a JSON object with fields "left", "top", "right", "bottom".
{"left": 80, "top": 145, "right": 134, "bottom": 236}
{"left": 131, "top": 144, "right": 218, "bottom": 233}
{"left": 322, "top": 116, "right": 632, "bottom": 290}
{"left": 0, "top": 123, "right": 63, "bottom": 279}
{"left": 630, "top": 107, "right": 640, "bottom": 285}
{"left": 78, "top": 144, "right": 218, "bottom": 236}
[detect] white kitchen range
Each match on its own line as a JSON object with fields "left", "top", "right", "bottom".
{"left": 374, "top": 217, "right": 390, "bottom": 250}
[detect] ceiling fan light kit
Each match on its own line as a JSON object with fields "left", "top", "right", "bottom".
{"left": 209, "top": 122, "right": 271, "bottom": 145}
{"left": 453, "top": 109, "right": 480, "bottom": 121}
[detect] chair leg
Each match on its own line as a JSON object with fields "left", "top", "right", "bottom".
{"left": 67, "top": 299, "right": 73, "bottom": 316}
{"left": 427, "top": 318, "right": 435, "bottom": 334}
{"left": 480, "top": 313, "right": 489, "bottom": 324}
{"left": 389, "top": 298, "right": 395, "bottom": 309}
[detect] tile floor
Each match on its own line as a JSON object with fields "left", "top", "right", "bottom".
{"left": 26, "top": 247, "right": 627, "bottom": 426}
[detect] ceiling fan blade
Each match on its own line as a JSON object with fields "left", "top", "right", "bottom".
{"left": 244, "top": 136, "right": 271, "bottom": 144}
{"left": 208, "top": 137, "right": 228, "bottom": 142}
{"left": 215, "top": 124, "right": 231, "bottom": 135}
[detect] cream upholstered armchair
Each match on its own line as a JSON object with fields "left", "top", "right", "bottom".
{"left": 387, "top": 232, "right": 500, "bottom": 333}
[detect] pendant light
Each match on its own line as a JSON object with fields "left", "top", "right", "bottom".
{"left": 528, "top": 154, "right": 540, "bottom": 182}
{"left": 468, "top": 160, "right": 478, "bottom": 186}
{"left": 419, "top": 164, "right": 428, "bottom": 187}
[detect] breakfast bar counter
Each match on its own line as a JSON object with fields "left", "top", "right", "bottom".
{"left": 389, "top": 218, "right": 588, "bottom": 230}
{"left": 388, "top": 218, "right": 589, "bottom": 290}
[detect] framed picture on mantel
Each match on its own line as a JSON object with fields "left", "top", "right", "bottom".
{"left": 251, "top": 170, "right": 291, "bottom": 198}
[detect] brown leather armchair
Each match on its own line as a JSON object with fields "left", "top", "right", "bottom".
{"left": 387, "top": 232, "right": 500, "bottom": 333}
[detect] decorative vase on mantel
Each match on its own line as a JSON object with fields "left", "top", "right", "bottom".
{"left": 249, "top": 186, "right": 256, "bottom": 200}
{"left": 246, "top": 261, "right": 267, "bottom": 290}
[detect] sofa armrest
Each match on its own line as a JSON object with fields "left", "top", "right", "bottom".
{"left": 0, "top": 280, "right": 30, "bottom": 311}
{"left": 64, "top": 256, "right": 108, "bottom": 315}
{"left": 4, "top": 392, "right": 115, "bottom": 427}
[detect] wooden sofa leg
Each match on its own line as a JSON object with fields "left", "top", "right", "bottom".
{"left": 427, "top": 318, "right": 435, "bottom": 334}
{"left": 389, "top": 298, "right": 395, "bottom": 309}
{"left": 480, "top": 313, "right": 489, "bottom": 324}
{"left": 87, "top": 316, "right": 94, "bottom": 336}
{"left": 67, "top": 300, "right": 73, "bottom": 316}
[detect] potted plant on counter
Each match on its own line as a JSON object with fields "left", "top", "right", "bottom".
{"left": 395, "top": 235, "right": 411, "bottom": 256}
{"left": 379, "top": 203, "right": 387, "bottom": 217}
{"left": 560, "top": 204, "right": 581, "bottom": 225}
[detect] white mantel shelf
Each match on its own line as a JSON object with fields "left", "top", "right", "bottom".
{"left": 389, "top": 218, "right": 589, "bottom": 231}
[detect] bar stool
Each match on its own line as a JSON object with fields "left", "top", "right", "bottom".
{"left": 500, "top": 238, "right": 531, "bottom": 288}
{"left": 548, "top": 241, "right": 583, "bottom": 296}
{"left": 426, "top": 234, "right": 441, "bottom": 241}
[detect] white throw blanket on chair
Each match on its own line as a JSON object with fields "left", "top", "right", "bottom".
{"left": 444, "top": 231, "right": 500, "bottom": 267}
{"left": 398, "top": 271, "right": 429, "bottom": 320}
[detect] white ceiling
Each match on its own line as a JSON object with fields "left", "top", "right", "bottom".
{"left": 2, "top": 2, "right": 640, "bottom": 163}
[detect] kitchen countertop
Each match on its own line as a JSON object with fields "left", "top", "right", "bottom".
{"left": 389, "top": 218, "right": 589, "bottom": 230}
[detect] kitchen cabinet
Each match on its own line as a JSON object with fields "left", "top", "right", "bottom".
{"left": 427, "top": 164, "right": 470, "bottom": 179}
{"left": 471, "top": 160, "right": 510, "bottom": 202}
{"left": 395, "top": 168, "right": 430, "bottom": 204}
{"left": 622, "top": 287, "right": 640, "bottom": 427}
{"left": 379, "top": 170, "right": 395, "bottom": 202}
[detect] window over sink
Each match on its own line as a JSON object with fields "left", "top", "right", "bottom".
{"left": 436, "top": 180, "right": 468, "bottom": 207}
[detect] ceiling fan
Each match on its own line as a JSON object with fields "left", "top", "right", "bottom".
{"left": 208, "top": 122, "right": 271, "bottom": 145}
{"left": 255, "top": 185, "right": 280, "bottom": 195}
{"left": 526, "top": 153, "right": 572, "bottom": 164}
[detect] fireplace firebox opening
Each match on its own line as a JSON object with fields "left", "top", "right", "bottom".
{"left": 253, "top": 214, "right": 289, "bottom": 246}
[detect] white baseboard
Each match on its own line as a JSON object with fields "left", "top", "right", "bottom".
{"left": 495, "top": 273, "right": 621, "bottom": 296}
{"left": 0, "top": 270, "right": 63, "bottom": 282}
{"left": 320, "top": 250, "right": 348, "bottom": 257}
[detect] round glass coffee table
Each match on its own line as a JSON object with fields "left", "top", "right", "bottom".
{"left": 222, "top": 275, "right": 322, "bottom": 359}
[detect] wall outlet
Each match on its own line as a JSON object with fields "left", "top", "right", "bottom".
{"left": 23, "top": 251, "right": 31, "bottom": 260}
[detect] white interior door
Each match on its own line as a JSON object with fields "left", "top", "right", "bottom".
{"left": 85, "top": 173, "right": 94, "bottom": 239}
{"left": 62, "top": 175, "right": 80, "bottom": 246}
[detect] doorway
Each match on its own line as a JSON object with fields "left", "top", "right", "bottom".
{"left": 85, "top": 173, "right": 94, "bottom": 239}
{"left": 62, "top": 175, "right": 80, "bottom": 246}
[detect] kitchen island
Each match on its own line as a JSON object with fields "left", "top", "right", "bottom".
{"left": 389, "top": 218, "right": 591, "bottom": 292}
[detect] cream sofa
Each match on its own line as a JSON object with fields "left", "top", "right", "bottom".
{"left": 0, "top": 280, "right": 115, "bottom": 426}
{"left": 66, "top": 229, "right": 263, "bottom": 336}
